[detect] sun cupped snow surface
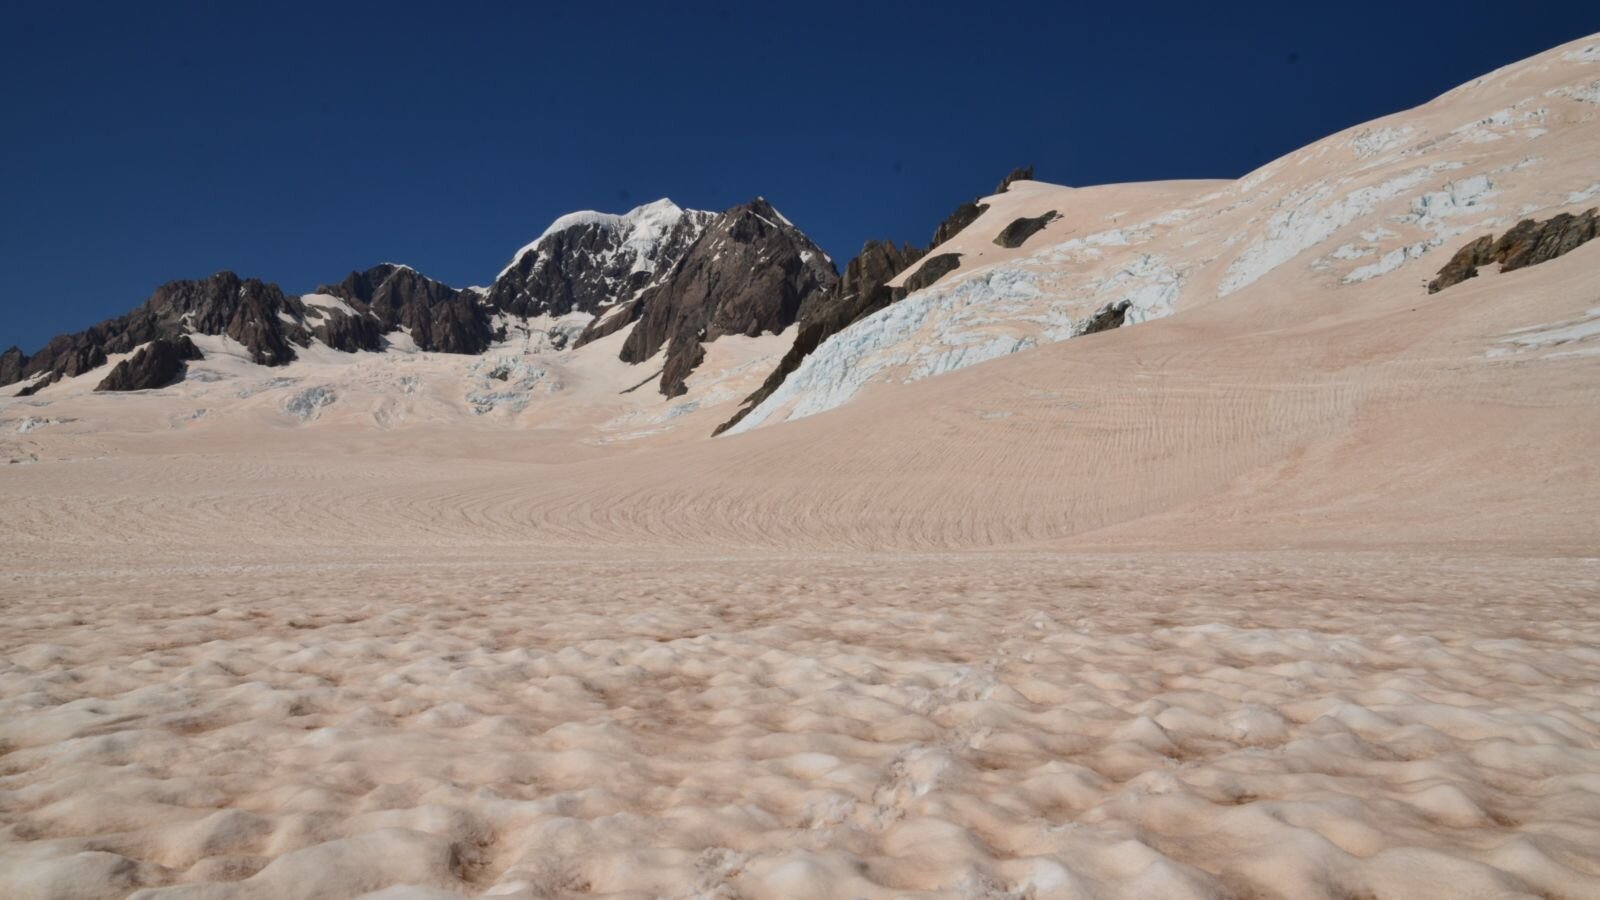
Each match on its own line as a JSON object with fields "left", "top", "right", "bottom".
{"left": 4, "top": 556, "right": 1600, "bottom": 900}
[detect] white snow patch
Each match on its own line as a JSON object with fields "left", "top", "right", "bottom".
{"left": 14, "top": 416, "right": 74, "bottom": 434}
{"left": 908, "top": 335, "right": 1036, "bottom": 381}
{"left": 1219, "top": 167, "right": 1441, "bottom": 296}
{"left": 1327, "top": 176, "right": 1495, "bottom": 284}
{"left": 1329, "top": 243, "right": 1373, "bottom": 261}
{"left": 1567, "top": 183, "right": 1600, "bottom": 205}
{"left": 284, "top": 386, "right": 336, "bottom": 421}
{"left": 1408, "top": 175, "right": 1496, "bottom": 224}
{"left": 1092, "top": 254, "right": 1182, "bottom": 326}
{"left": 301, "top": 293, "right": 358, "bottom": 317}
{"left": 1344, "top": 242, "right": 1432, "bottom": 283}
{"left": 1450, "top": 105, "right": 1549, "bottom": 143}
{"left": 729, "top": 268, "right": 1042, "bottom": 433}
{"left": 1494, "top": 307, "right": 1600, "bottom": 355}
{"left": 1349, "top": 126, "right": 1415, "bottom": 160}
{"left": 1550, "top": 79, "right": 1600, "bottom": 105}
{"left": 496, "top": 198, "right": 700, "bottom": 279}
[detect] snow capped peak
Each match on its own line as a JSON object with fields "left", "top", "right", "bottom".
{"left": 498, "top": 199, "right": 695, "bottom": 279}
{"left": 753, "top": 198, "right": 795, "bottom": 228}
{"left": 486, "top": 198, "right": 720, "bottom": 317}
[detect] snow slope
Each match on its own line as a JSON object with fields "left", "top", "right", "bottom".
{"left": 1, "top": 34, "right": 1599, "bottom": 900}
{"left": 733, "top": 35, "right": 1600, "bottom": 432}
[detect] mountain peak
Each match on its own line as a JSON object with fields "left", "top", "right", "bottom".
{"left": 499, "top": 198, "right": 693, "bottom": 280}
{"left": 618, "top": 197, "right": 839, "bottom": 396}
{"left": 486, "top": 198, "right": 715, "bottom": 318}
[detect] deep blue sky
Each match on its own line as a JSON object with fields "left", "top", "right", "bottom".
{"left": 3, "top": 2, "right": 1597, "bottom": 352}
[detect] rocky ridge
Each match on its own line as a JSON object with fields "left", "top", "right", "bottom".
{"left": 0, "top": 199, "right": 795, "bottom": 399}
{"left": 617, "top": 199, "right": 838, "bottom": 397}
{"left": 94, "top": 336, "right": 204, "bottom": 392}
{"left": 3, "top": 173, "right": 1035, "bottom": 417}
{"left": 4, "top": 273, "right": 307, "bottom": 395}
{"left": 714, "top": 171, "right": 1029, "bottom": 434}
{"left": 1428, "top": 208, "right": 1599, "bottom": 292}
{"left": 486, "top": 199, "right": 715, "bottom": 319}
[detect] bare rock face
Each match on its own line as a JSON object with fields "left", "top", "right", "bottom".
{"left": 898, "top": 253, "right": 963, "bottom": 296}
{"left": 715, "top": 168, "right": 1031, "bottom": 435}
{"left": 620, "top": 198, "right": 839, "bottom": 397}
{"left": 3, "top": 263, "right": 508, "bottom": 394}
{"left": 1428, "top": 208, "right": 1600, "bottom": 293}
{"left": 715, "top": 239, "right": 922, "bottom": 435}
{"left": 320, "top": 264, "right": 491, "bottom": 354}
{"left": 1077, "top": 300, "right": 1130, "bottom": 336}
{"left": 994, "top": 211, "right": 1059, "bottom": 248}
{"left": 305, "top": 303, "right": 388, "bottom": 355}
{"left": 930, "top": 201, "right": 989, "bottom": 248}
{"left": 572, "top": 300, "right": 643, "bottom": 349}
{"left": 94, "top": 336, "right": 204, "bottom": 392}
{"left": 149, "top": 273, "right": 308, "bottom": 365}
{"left": 486, "top": 200, "right": 714, "bottom": 319}
{"left": 2, "top": 272, "right": 307, "bottom": 390}
{"left": 0, "top": 346, "right": 24, "bottom": 385}
{"left": 838, "top": 240, "right": 925, "bottom": 309}
{"left": 995, "top": 165, "right": 1034, "bottom": 193}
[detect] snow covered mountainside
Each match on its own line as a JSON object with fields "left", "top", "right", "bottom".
{"left": 486, "top": 199, "right": 715, "bottom": 320}
{"left": 2, "top": 35, "right": 1598, "bottom": 450}
{"left": 728, "top": 36, "right": 1600, "bottom": 432}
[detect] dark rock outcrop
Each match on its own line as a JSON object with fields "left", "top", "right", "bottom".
{"left": 714, "top": 239, "right": 922, "bottom": 434}
{"left": 839, "top": 240, "right": 925, "bottom": 309}
{"left": 0, "top": 346, "right": 24, "bottom": 385}
{"left": 15, "top": 372, "right": 59, "bottom": 397}
{"left": 994, "top": 211, "right": 1060, "bottom": 248}
{"left": 930, "top": 201, "right": 989, "bottom": 247}
{"left": 94, "top": 336, "right": 204, "bottom": 392}
{"left": 486, "top": 200, "right": 713, "bottom": 319}
{"left": 149, "top": 273, "right": 308, "bottom": 365}
{"left": 898, "top": 253, "right": 963, "bottom": 296}
{"left": 1428, "top": 208, "right": 1600, "bottom": 293}
{"left": 995, "top": 165, "right": 1034, "bottom": 193}
{"left": 319, "top": 264, "right": 492, "bottom": 354}
{"left": 572, "top": 300, "right": 643, "bottom": 349}
{"left": 715, "top": 168, "right": 1032, "bottom": 435}
{"left": 3, "top": 262, "right": 516, "bottom": 394}
{"left": 308, "top": 302, "right": 388, "bottom": 354}
{"left": 4, "top": 193, "right": 851, "bottom": 402}
{"left": 1, "top": 272, "right": 307, "bottom": 390}
{"left": 1078, "top": 300, "right": 1130, "bottom": 336}
{"left": 620, "top": 198, "right": 839, "bottom": 396}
